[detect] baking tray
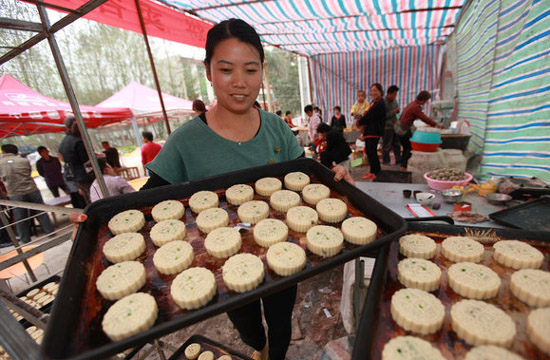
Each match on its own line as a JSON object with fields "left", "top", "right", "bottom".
{"left": 43, "top": 158, "right": 406, "bottom": 360}
{"left": 168, "top": 334, "right": 252, "bottom": 360}
{"left": 15, "top": 274, "right": 60, "bottom": 327}
{"left": 489, "top": 197, "right": 550, "bottom": 231}
{"left": 353, "top": 222, "right": 550, "bottom": 360}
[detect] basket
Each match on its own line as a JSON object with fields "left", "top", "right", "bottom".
{"left": 424, "top": 171, "right": 473, "bottom": 190}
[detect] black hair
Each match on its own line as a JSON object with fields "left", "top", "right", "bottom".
{"left": 275, "top": 110, "right": 282, "bottom": 116}
{"left": 37, "top": 146, "right": 47, "bottom": 153}
{"left": 1, "top": 144, "right": 18, "bottom": 154}
{"left": 417, "top": 91, "right": 432, "bottom": 101}
{"left": 387, "top": 85, "right": 399, "bottom": 94}
{"left": 97, "top": 157, "right": 109, "bottom": 173}
{"left": 334, "top": 106, "right": 341, "bottom": 112}
{"left": 371, "top": 83, "right": 384, "bottom": 94}
{"left": 204, "top": 19, "right": 264, "bottom": 66}
{"left": 192, "top": 99, "right": 206, "bottom": 113}
{"left": 304, "top": 105, "right": 313, "bottom": 113}
{"left": 285, "top": 110, "right": 291, "bottom": 116}
{"left": 317, "top": 123, "right": 331, "bottom": 134}
{"left": 314, "top": 106, "right": 320, "bottom": 111}
{"left": 142, "top": 131, "right": 153, "bottom": 142}
{"left": 253, "top": 101, "right": 261, "bottom": 109}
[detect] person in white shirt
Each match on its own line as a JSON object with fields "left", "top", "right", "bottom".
{"left": 89, "top": 158, "right": 136, "bottom": 202}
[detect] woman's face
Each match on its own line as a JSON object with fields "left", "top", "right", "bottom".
{"left": 334, "top": 108, "right": 340, "bottom": 115}
{"left": 205, "top": 38, "right": 263, "bottom": 114}
{"left": 370, "top": 86, "right": 382, "bottom": 101}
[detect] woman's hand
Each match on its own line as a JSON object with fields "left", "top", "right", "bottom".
{"left": 69, "top": 212, "right": 87, "bottom": 241}
{"left": 333, "top": 165, "right": 355, "bottom": 186}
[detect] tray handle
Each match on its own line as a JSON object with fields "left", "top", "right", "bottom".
{"left": 404, "top": 216, "right": 455, "bottom": 225}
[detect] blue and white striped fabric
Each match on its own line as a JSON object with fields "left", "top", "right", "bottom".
{"left": 162, "top": 0, "right": 463, "bottom": 55}
{"left": 448, "top": 0, "right": 550, "bottom": 182}
{"left": 309, "top": 45, "right": 441, "bottom": 125}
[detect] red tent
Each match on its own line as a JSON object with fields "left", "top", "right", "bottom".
{"left": 96, "top": 81, "right": 193, "bottom": 115}
{"left": 0, "top": 74, "right": 133, "bottom": 138}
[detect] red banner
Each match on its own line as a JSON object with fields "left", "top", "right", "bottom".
{"left": 43, "top": 0, "right": 211, "bottom": 49}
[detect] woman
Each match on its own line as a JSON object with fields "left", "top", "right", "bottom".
{"left": 357, "top": 83, "right": 385, "bottom": 178}
{"left": 141, "top": 19, "right": 353, "bottom": 360}
{"left": 330, "top": 106, "right": 346, "bottom": 132}
{"left": 89, "top": 157, "right": 135, "bottom": 202}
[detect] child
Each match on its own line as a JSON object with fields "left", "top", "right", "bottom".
{"left": 350, "top": 90, "right": 369, "bottom": 126}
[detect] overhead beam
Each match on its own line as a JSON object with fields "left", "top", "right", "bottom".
{"left": 0, "top": 18, "right": 43, "bottom": 32}
{"left": 0, "top": 0, "right": 109, "bottom": 66}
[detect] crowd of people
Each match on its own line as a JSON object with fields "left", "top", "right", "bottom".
{"left": 295, "top": 85, "right": 445, "bottom": 179}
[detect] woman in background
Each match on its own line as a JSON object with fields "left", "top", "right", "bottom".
{"left": 357, "top": 83, "right": 385, "bottom": 179}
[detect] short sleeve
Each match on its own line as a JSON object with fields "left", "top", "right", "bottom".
{"left": 146, "top": 136, "right": 188, "bottom": 184}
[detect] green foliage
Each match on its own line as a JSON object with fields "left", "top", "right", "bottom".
{"left": 265, "top": 48, "right": 301, "bottom": 114}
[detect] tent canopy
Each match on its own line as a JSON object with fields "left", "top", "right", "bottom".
{"left": 160, "top": 0, "right": 464, "bottom": 56}
{"left": 96, "top": 81, "right": 194, "bottom": 116}
{"left": 0, "top": 74, "right": 133, "bottom": 138}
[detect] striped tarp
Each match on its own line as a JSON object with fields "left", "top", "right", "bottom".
{"left": 448, "top": 0, "right": 550, "bottom": 182}
{"left": 309, "top": 45, "right": 441, "bottom": 125}
{"left": 162, "top": 0, "right": 463, "bottom": 55}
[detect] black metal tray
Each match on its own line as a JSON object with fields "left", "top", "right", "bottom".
{"left": 168, "top": 334, "right": 252, "bottom": 360}
{"left": 353, "top": 222, "right": 550, "bottom": 360}
{"left": 42, "top": 158, "right": 406, "bottom": 360}
{"left": 489, "top": 197, "right": 550, "bottom": 231}
{"left": 13, "top": 274, "right": 61, "bottom": 328}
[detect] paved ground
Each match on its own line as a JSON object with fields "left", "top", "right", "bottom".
{"left": 1, "top": 148, "right": 399, "bottom": 360}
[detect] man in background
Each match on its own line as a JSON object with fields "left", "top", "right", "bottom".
{"left": 101, "top": 141, "right": 121, "bottom": 169}
{"left": 382, "top": 85, "right": 402, "bottom": 165}
{"left": 0, "top": 144, "right": 54, "bottom": 243}
{"left": 58, "top": 116, "right": 93, "bottom": 204}
{"left": 141, "top": 131, "right": 162, "bottom": 176}
{"left": 36, "top": 146, "right": 68, "bottom": 198}
{"left": 305, "top": 104, "right": 321, "bottom": 155}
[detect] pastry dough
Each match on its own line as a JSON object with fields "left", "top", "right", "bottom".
{"left": 302, "top": 183, "right": 330, "bottom": 205}
{"left": 266, "top": 242, "right": 307, "bottom": 276}
{"left": 269, "top": 190, "right": 301, "bottom": 212}
{"left": 390, "top": 288, "right": 445, "bottom": 335}
{"left": 102, "top": 292, "right": 158, "bottom": 341}
{"left": 150, "top": 219, "right": 187, "bottom": 246}
{"left": 286, "top": 206, "right": 318, "bottom": 232}
{"left": 315, "top": 198, "right": 347, "bottom": 223}
{"left": 448, "top": 262, "right": 501, "bottom": 299}
{"left": 108, "top": 209, "right": 145, "bottom": 235}
{"left": 306, "top": 225, "right": 343, "bottom": 257}
{"left": 382, "top": 336, "right": 446, "bottom": 360}
{"left": 223, "top": 253, "right": 265, "bottom": 292}
{"left": 284, "top": 171, "right": 310, "bottom": 191}
{"left": 189, "top": 191, "right": 219, "bottom": 213}
{"left": 399, "top": 234, "right": 437, "bottom": 259}
{"left": 204, "top": 227, "right": 242, "bottom": 258}
{"left": 184, "top": 343, "right": 201, "bottom": 360}
{"left": 225, "top": 184, "right": 254, "bottom": 205}
{"left": 255, "top": 177, "right": 282, "bottom": 196}
{"left": 492, "top": 240, "right": 544, "bottom": 269}
{"left": 196, "top": 208, "right": 229, "bottom": 234}
{"left": 103, "top": 232, "right": 146, "bottom": 263}
{"left": 253, "top": 218, "right": 288, "bottom": 248}
{"left": 153, "top": 240, "right": 194, "bottom": 275}
{"left": 237, "top": 200, "right": 269, "bottom": 224}
{"left": 510, "top": 269, "right": 550, "bottom": 307}
{"left": 450, "top": 299, "right": 516, "bottom": 347}
{"left": 397, "top": 258, "right": 441, "bottom": 291}
{"left": 198, "top": 352, "right": 214, "bottom": 360}
{"left": 441, "top": 236, "right": 484, "bottom": 263}
{"left": 527, "top": 307, "right": 550, "bottom": 355}
{"left": 464, "top": 346, "right": 525, "bottom": 360}
{"left": 171, "top": 267, "right": 216, "bottom": 310}
{"left": 151, "top": 200, "right": 185, "bottom": 222}
{"left": 341, "top": 216, "right": 377, "bottom": 245}
{"left": 96, "top": 261, "right": 146, "bottom": 301}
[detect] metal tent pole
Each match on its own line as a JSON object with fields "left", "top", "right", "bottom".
{"left": 134, "top": 0, "right": 172, "bottom": 135}
{"left": 36, "top": 4, "right": 109, "bottom": 199}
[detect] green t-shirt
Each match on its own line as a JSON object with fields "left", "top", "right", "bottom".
{"left": 147, "top": 110, "right": 304, "bottom": 183}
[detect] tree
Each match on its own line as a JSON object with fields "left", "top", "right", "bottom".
{"left": 265, "top": 47, "right": 301, "bottom": 114}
